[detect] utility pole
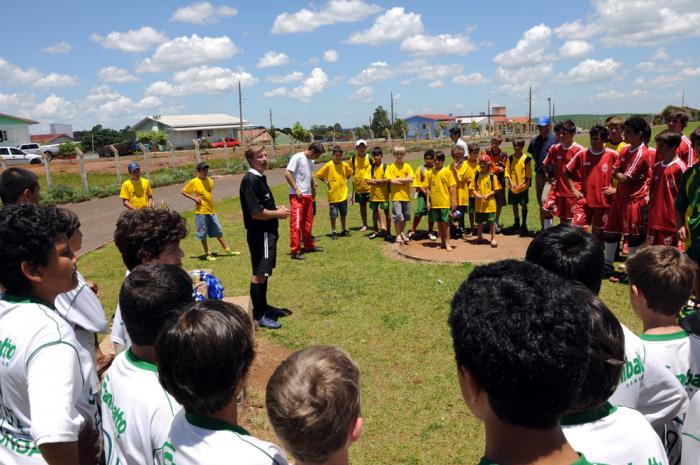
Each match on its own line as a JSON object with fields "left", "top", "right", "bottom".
{"left": 547, "top": 97, "right": 552, "bottom": 120}
{"left": 682, "top": 90, "right": 686, "bottom": 107}
{"left": 90, "top": 130, "right": 95, "bottom": 153}
{"left": 528, "top": 86, "right": 532, "bottom": 125}
{"left": 238, "top": 81, "right": 244, "bottom": 145}
{"left": 390, "top": 91, "right": 395, "bottom": 126}
{"left": 487, "top": 98, "right": 491, "bottom": 127}
{"left": 552, "top": 102, "right": 556, "bottom": 119}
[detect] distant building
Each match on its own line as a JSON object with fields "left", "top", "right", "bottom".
{"left": 30, "top": 133, "right": 74, "bottom": 145}
{"left": 404, "top": 114, "right": 460, "bottom": 138}
{"left": 49, "top": 123, "right": 73, "bottom": 138}
{"left": 455, "top": 116, "right": 489, "bottom": 136}
{"left": 0, "top": 113, "right": 39, "bottom": 147}
{"left": 130, "top": 114, "right": 255, "bottom": 149}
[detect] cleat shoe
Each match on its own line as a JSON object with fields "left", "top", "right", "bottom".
{"left": 224, "top": 248, "right": 241, "bottom": 256}
{"left": 291, "top": 253, "right": 305, "bottom": 260}
{"left": 205, "top": 254, "right": 217, "bottom": 261}
{"left": 256, "top": 316, "right": 281, "bottom": 329}
{"left": 304, "top": 246, "right": 324, "bottom": 253}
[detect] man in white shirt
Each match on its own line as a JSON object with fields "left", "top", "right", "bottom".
{"left": 284, "top": 142, "right": 324, "bottom": 260}
{"left": 450, "top": 127, "right": 468, "bottom": 153}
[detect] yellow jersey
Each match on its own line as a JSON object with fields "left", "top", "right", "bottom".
{"left": 119, "top": 178, "right": 152, "bottom": 209}
{"left": 605, "top": 141, "right": 628, "bottom": 153}
{"left": 385, "top": 162, "right": 415, "bottom": 201}
{"left": 450, "top": 161, "right": 471, "bottom": 206}
{"left": 182, "top": 177, "right": 215, "bottom": 214}
{"left": 412, "top": 164, "right": 434, "bottom": 190}
{"left": 471, "top": 172, "right": 502, "bottom": 213}
{"left": 364, "top": 163, "right": 390, "bottom": 202}
{"left": 315, "top": 160, "right": 353, "bottom": 203}
{"left": 429, "top": 167, "right": 456, "bottom": 209}
{"left": 505, "top": 153, "right": 533, "bottom": 194}
{"left": 350, "top": 154, "right": 372, "bottom": 193}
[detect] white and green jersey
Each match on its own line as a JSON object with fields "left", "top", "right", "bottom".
{"left": 0, "top": 295, "right": 89, "bottom": 464}
{"left": 101, "top": 349, "right": 181, "bottom": 465}
{"left": 110, "top": 271, "right": 131, "bottom": 351}
{"left": 478, "top": 453, "right": 599, "bottom": 465}
{"left": 162, "top": 411, "right": 288, "bottom": 465}
{"left": 682, "top": 391, "right": 700, "bottom": 465}
{"left": 563, "top": 403, "right": 668, "bottom": 465}
{"left": 609, "top": 324, "right": 689, "bottom": 431}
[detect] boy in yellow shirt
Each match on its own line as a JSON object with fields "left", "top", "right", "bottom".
{"left": 471, "top": 154, "right": 502, "bottom": 248}
{"left": 505, "top": 139, "right": 533, "bottom": 236}
{"left": 409, "top": 150, "right": 436, "bottom": 240}
{"left": 120, "top": 162, "right": 154, "bottom": 209}
{"left": 364, "top": 147, "right": 392, "bottom": 240}
{"left": 427, "top": 152, "right": 457, "bottom": 251}
{"left": 450, "top": 144, "right": 471, "bottom": 240}
{"left": 465, "top": 143, "right": 480, "bottom": 236}
{"left": 350, "top": 140, "right": 372, "bottom": 232}
{"left": 385, "top": 146, "right": 414, "bottom": 245}
{"left": 182, "top": 162, "right": 238, "bottom": 261}
{"left": 315, "top": 146, "right": 353, "bottom": 239}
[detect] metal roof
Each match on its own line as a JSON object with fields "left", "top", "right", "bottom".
{"left": 0, "top": 112, "right": 39, "bottom": 125}
{"left": 131, "top": 114, "right": 248, "bottom": 130}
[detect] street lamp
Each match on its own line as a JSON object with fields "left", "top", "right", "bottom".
{"left": 547, "top": 97, "right": 552, "bottom": 120}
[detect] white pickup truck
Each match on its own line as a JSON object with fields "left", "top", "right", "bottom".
{"left": 39, "top": 143, "right": 62, "bottom": 158}
{"left": 16, "top": 143, "right": 42, "bottom": 155}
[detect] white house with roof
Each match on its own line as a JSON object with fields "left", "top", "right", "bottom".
{"left": 0, "top": 113, "right": 39, "bottom": 147}
{"left": 130, "top": 114, "right": 254, "bottom": 149}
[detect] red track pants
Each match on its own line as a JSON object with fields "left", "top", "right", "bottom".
{"left": 289, "top": 194, "right": 315, "bottom": 254}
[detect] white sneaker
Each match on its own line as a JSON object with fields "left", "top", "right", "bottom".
{"left": 428, "top": 232, "right": 437, "bottom": 241}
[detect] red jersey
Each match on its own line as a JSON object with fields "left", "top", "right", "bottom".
{"left": 678, "top": 135, "right": 696, "bottom": 167}
{"left": 648, "top": 158, "right": 687, "bottom": 231}
{"left": 565, "top": 147, "right": 619, "bottom": 208}
{"left": 487, "top": 148, "right": 507, "bottom": 183}
{"left": 543, "top": 142, "right": 584, "bottom": 198}
{"left": 613, "top": 144, "right": 652, "bottom": 202}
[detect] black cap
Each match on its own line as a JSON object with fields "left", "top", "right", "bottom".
{"left": 196, "top": 162, "right": 209, "bottom": 171}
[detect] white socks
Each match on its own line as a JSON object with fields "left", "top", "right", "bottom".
{"left": 604, "top": 241, "right": 617, "bottom": 267}
{"left": 543, "top": 218, "right": 553, "bottom": 229}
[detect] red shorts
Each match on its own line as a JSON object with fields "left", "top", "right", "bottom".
{"left": 572, "top": 203, "right": 609, "bottom": 231}
{"left": 647, "top": 229, "right": 678, "bottom": 246}
{"left": 543, "top": 190, "right": 576, "bottom": 219}
{"left": 605, "top": 199, "right": 644, "bottom": 236}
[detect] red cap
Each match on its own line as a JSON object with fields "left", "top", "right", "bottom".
{"left": 479, "top": 154, "right": 491, "bottom": 163}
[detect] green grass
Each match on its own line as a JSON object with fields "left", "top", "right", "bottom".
{"left": 77, "top": 175, "right": 640, "bottom": 464}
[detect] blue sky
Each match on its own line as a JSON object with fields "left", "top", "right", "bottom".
{"left": 2, "top": 0, "right": 699, "bottom": 133}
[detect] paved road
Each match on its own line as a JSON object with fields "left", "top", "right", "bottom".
{"left": 67, "top": 151, "right": 428, "bottom": 255}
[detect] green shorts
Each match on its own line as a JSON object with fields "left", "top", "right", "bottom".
{"left": 355, "top": 192, "right": 370, "bottom": 204}
{"left": 415, "top": 195, "right": 428, "bottom": 216}
{"left": 430, "top": 208, "right": 451, "bottom": 223}
{"left": 369, "top": 200, "right": 390, "bottom": 212}
{"left": 475, "top": 212, "right": 496, "bottom": 225}
{"left": 508, "top": 189, "right": 529, "bottom": 206}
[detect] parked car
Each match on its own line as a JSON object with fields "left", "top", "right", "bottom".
{"left": 16, "top": 143, "right": 42, "bottom": 155}
{"left": 97, "top": 140, "right": 151, "bottom": 157}
{"left": 0, "top": 147, "right": 43, "bottom": 165}
{"left": 39, "top": 143, "right": 62, "bottom": 159}
{"left": 210, "top": 137, "right": 240, "bottom": 148}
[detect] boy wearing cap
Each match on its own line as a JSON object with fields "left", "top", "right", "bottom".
{"left": 120, "top": 162, "right": 154, "bottom": 210}
{"left": 182, "top": 162, "right": 239, "bottom": 261}
{"left": 350, "top": 140, "right": 372, "bottom": 231}
{"left": 471, "top": 154, "right": 502, "bottom": 248}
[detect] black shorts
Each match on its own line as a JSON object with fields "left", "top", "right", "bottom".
{"left": 247, "top": 230, "right": 278, "bottom": 276}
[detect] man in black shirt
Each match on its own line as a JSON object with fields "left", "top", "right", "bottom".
{"left": 240, "top": 145, "right": 290, "bottom": 329}
{"left": 527, "top": 117, "right": 558, "bottom": 230}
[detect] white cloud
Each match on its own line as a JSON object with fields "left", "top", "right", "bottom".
{"left": 648, "top": 74, "right": 684, "bottom": 87}
{"left": 256, "top": 51, "right": 291, "bottom": 68}
{"left": 32, "top": 94, "right": 75, "bottom": 119}
{"left": 559, "top": 40, "right": 593, "bottom": 59}
{"left": 681, "top": 67, "right": 700, "bottom": 78}
{"left": 97, "top": 66, "right": 138, "bottom": 83}
{"left": 400, "top": 79, "right": 412, "bottom": 85}
{"left": 170, "top": 2, "right": 238, "bottom": 24}
{"left": 289, "top": 67, "right": 329, "bottom": 102}
{"left": 402, "top": 60, "right": 462, "bottom": 80}
{"left": 400, "top": 33, "right": 477, "bottom": 56}
{"left": 651, "top": 47, "right": 670, "bottom": 61}
{"left": 267, "top": 71, "right": 304, "bottom": 83}
{"left": 137, "top": 34, "right": 238, "bottom": 72}
{"left": 262, "top": 87, "right": 288, "bottom": 98}
{"left": 350, "top": 86, "right": 374, "bottom": 102}
{"left": 348, "top": 61, "right": 396, "bottom": 85}
{"left": 346, "top": 7, "right": 423, "bottom": 45}
{"left": 554, "top": 20, "right": 599, "bottom": 39}
{"left": 82, "top": 86, "right": 160, "bottom": 120}
{"left": 146, "top": 66, "right": 257, "bottom": 96}
{"left": 594, "top": 89, "right": 625, "bottom": 100}
{"left": 494, "top": 24, "right": 557, "bottom": 68}
{"left": 90, "top": 27, "right": 168, "bottom": 53}
{"left": 323, "top": 49, "right": 339, "bottom": 63}
{"left": 637, "top": 61, "right": 656, "bottom": 72}
{"left": 42, "top": 42, "right": 71, "bottom": 54}
{"left": 452, "top": 72, "right": 489, "bottom": 85}
{"left": 272, "top": 0, "right": 382, "bottom": 34}
{"left": 428, "top": 80, "right": 444, "bottom": 89}
{"left": 631, "top": 89, "right": 649, "bottom": 97}
{"left": 564, "top": 58, "right": 622, "bottom": 84}
{"left": 0, "top": 93, "right": 21, "bottom": 107}
{"left": 0, "top": 58, "right": 79, "bottom": 89}
{"left": 496, "top": 63, "right": 553, "bottom": 94}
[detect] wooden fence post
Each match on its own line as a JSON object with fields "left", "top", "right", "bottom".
{"left": 42, "top": 153, "right": 52, "bottom": 191}
{"left": 385, "top": 128, "right": 392, "bottom": 144}
{"left": 350, "top": 130, "right": 356, "bottom": 147}
{"left": 138, "top": 143, "right": 151, "bottom": 179}
{"left": 192, "top": 139, "right": 201, "bottom": 164}
{"left": 402, "top": 129, "right": 407, "bottom": 141}
{"left": 0, "top": 156, "right": 6, "bottom": 170}
{"left": 109, "top": 145, "right": 122, "bottom": 184}
{"left": 166, "top": 141, "right": 177, "bottom": 174}
{"left": 75, "top": 147, "right": 88, "bottom": 193}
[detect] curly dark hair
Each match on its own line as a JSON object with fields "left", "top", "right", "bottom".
{"left": 0, "top": 168, "right": 39, "bottom": 206}
{"left": 0, "top": 204, "right": 61, "bottom": 294}
{"left": 113, "top": 208, "right": 187, "bottom": 270}
{"left": 449, "top": 260, "right": 590, "bottom": 429}
{"left": 54, "top": 208, "right": 81, "bottom": 238}
{"left": 156, "top": 300, "right": 255, "bottom": 416}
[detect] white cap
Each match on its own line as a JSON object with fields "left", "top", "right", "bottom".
{"left": 355, "top": 139, "right": 367, "bottom": 147}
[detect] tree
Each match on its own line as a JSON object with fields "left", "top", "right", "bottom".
{"left": 333, "top": 122, "right": 343, "bottom": 133}
{"left": 437, "top": 121, "right": 449, "bottom": 137}
{"left": 136, "top": 130, "right": 168, "bottom": 151}
{"left": 391, "top": 118, "right": 408, "bottom": 139}
{"left": 74, "top": 124, "right": 134, "bottom": 153}
{"left": 290, "top": 121, "right": 309, "bottom": 143}
{"left": 370, "top": 106, "right": 390, "bottom": 138}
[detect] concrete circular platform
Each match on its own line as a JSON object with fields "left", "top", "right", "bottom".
{"left": 391, "top": 233, "right": 533, "bottom": 264}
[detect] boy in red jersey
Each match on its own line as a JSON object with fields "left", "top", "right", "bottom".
{"left": 542, "top": 120, "right": 584, "bottom": 228}
{"left": 603, "top": 116, "right": 653, "bottom": 278}
{"left": 647, "top": 130, "right": 687, "bottom": 246}
{"left": 667, "top": 108, "right": 695, "bottom": 167}
{"left": 565, "top": 125, "right": 619, "bottom": 241}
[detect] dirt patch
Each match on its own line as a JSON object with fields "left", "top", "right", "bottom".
{"left": 390, "top": 233, "right": 532, "bottom": 264}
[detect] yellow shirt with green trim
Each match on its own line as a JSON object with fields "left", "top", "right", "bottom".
{"left": 505, "top": 153, "right": 533, "bottom": 194}
{"left": 385, "top": 162, "right": 415, "bottom": 201}
{"left": 450, "top": 161, "right": 471, "bottom": 206}
{"left": 676, "top": 165, "right": 700, "bottom": 251}
{"left": 182, "top": 177, "right": 215, "bottom": 215}
{"left": 315, "top": 160, "right": 353, "bottom": 203}
{"left": 429, "top": 166, "right": 456, "bottom": 209}
{"left": 365, "top": 163, "right": 390, "bottom": 202}
{"left": 471, "top": 172, "right": 502, "bottom": 213}
{"left": 412, "top": 165, "right": 434, "bottom": 190}
{"left": 350, "top": 154, "right": 372, "bottom": 193}
{"left": 119, "top": 178, "right": 152, "bottom": 209}
{"left": 605, "top": 141, "right": 628, "bottom": 153}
